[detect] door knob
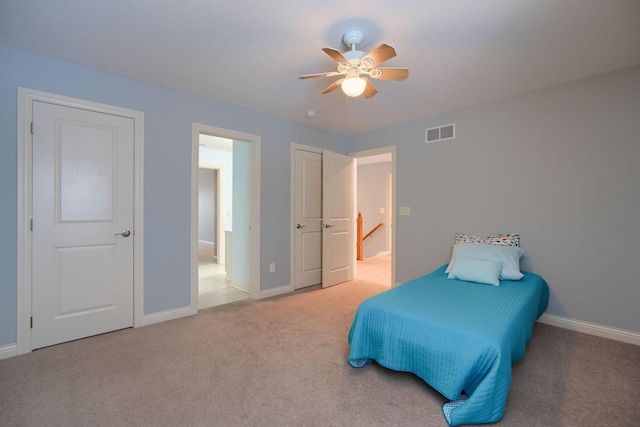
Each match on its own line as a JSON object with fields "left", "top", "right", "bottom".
{"left": 114, "top": 230, "right": 131, "bottom": 237}
{"left": 296, "top": 224, "right": 306, "bottom": 229}
{"left": 322, "top": 223, "right": 333, "bottom": 228}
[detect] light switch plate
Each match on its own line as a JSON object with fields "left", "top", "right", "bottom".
{"left": 399, "top": 207, "right": 411, "bottom": 215}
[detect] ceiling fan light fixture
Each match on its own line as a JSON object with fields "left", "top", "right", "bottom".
{"left": 341, "top": 76, "right": 366, "bottom": 97}
{"left": 300, "top": 29, "right": 408, "bottom": 99}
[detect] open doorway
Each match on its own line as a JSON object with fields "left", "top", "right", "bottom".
{"left": 190, "top": 124, "right": 261, "bottom": 313}
{"left": 352, "top": 146, "right": 396, "bottom": 287}
{"left": 197, "top": 140, "right": 248, "bottom": 309}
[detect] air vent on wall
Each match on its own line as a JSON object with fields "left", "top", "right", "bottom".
{"left": 426, "top": 123, "right": 455, "bottom": 143}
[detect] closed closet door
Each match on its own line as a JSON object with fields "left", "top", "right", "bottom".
{"left": 31, "top": 101, "right": 135, "bottom": 349}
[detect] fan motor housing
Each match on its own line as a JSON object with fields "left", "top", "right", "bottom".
{"left": 342, "top": 29, "right": 364, "bottom": 49}
{"left": 343, "top": 50, "right": 365, "bottom": 60}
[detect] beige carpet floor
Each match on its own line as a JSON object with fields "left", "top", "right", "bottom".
{"left": 1, "top": 262, "right": 639, "bottom": 426}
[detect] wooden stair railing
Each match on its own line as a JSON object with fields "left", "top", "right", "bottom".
{"left": 356, "top": 212, "right": 384, "bottom": 260}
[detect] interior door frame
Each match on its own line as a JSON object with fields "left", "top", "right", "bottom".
{"left": 16, "top": 87, "right": 145, "bottom": 355}
{"left": 349, "top": 145, "right": 397, "bottom": 286}
{"left": 190, "top": 123, "right": 261, "bottom": 312}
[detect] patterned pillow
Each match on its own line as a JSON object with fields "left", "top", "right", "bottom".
{"left": 454, "top": 233, "right": 520, "bottom": 247}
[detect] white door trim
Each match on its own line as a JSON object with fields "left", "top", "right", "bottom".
{"left": 190, "top": 123, "right": 261, "bottom": 312}
{"left": 17, "top": 87, "right": 145, "bottom": 355}
{"left": 290, "top": 143, "right": 323, "bottom": 291}
{"left": 349, "top": 145, "right": 397, "bottom": 286}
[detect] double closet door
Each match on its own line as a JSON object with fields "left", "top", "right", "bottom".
{"left": 293, "top": 148, "right": 355, "bottom": 289}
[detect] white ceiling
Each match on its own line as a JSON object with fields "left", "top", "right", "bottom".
{"left": 2, "top": 0, "right": 639, "bottom": 135}
{"left": 199, "top": 134, "right": 232, "bottom": 151}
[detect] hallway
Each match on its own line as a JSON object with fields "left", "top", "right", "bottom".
{"left": 356, "top": 252, "right": 391, "bottom": 287}
{"left": 198, "top": 261, "right": 249, "bottom": 310}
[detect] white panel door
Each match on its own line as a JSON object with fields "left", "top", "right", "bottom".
{"left": 293, "top": 149, "right": 323, "bottom": 289}
{"left": 32, "top": 101, "right": 134, "bottom": 349}
{"left": 322, "top": 151, "right": 355, "bottom": 288}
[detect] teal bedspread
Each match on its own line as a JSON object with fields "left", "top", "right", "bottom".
{"left": 348, "top": 265, "right": 549, "bottom": 426}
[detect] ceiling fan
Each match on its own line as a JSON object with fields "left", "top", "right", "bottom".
{"left": 299, "top": 29, "right": 409, "bottom": 99}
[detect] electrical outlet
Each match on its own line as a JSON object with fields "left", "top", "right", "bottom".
{"left": 269, "top": 263, "right": 275, "bottom": 273}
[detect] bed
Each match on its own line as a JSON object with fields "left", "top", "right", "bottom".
{"left": 347, "top": 240, "right": 549, "bottom": 426}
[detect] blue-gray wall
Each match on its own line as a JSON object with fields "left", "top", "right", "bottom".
{"left": 232, "top": 140, "right": 251, "bottom": 289}
{"left": 198, "top": 169, "right": 217, "bottom": 244}
{"left": 347, "top": 65, "right": 640, "bottom": 333}
{"left": 2, "top": 43, "right": 638, "bottom": 347}
{"left": 200, "top": 147, "right": 232, "bottom": 231}
{"left": 0, "top": 44, "right": 346, "bottom": 346}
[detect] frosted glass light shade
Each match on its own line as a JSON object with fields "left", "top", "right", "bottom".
{"left": 341, "top": 77, "right": 366, "bottom": 97}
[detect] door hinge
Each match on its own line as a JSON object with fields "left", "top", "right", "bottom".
{"left": 30, "top": 316, "right": 33, "bottom": 329}
{"left": 30, "top": 122, "right": 34, "bottom": 135}
{"left": 30, "top": 219, "right": 33, "bottom": 231}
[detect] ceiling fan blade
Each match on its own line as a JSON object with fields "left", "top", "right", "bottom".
{"left": 299, "top": 72, "right": 340, "bottom": 79}
{"left": 362, "top": 43, "right": 397, "bottom": 66}
{"left": 362, "top": 78, "right": 378, "bottom": 99}
{"left": 370, "top": 67, "right": 409, "bottom": 81}
{"left": 322, "top": 47, "right": 348, "bottom": 63}
{"left": 321, "top": 78, "right": 345, "bottom": 94}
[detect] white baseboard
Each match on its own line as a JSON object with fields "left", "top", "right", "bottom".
{"left": 0, "top": 343, "right": 18, "bottom": 360}
{"left": 538, "top": 314, "right": 640, "bottom": 346}
{"left": 141, "top": 305, "right": 195, "bottom": 327}
{"left": 256, "top": 284, "right": 293, "bottom": 300}
{"left": 229, "top": 280, "right": 250, "bottom": 294}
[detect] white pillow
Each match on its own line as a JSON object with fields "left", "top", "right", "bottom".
{"left": 446, "top": 243, "right": 524, "bottom": 280}
{"left": 447, "top": 256, "right": 502, "bottom": 286}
